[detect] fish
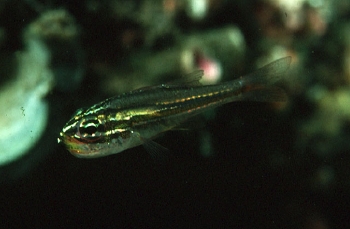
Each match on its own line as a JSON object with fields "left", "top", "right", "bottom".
{"left": 58, "top": 56, "right": 291, "bottom": 158}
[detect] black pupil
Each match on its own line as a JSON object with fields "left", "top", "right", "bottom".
{"left": 84, "top": 125, "right": 97, "bottom": 135}
{"left": 81, "top": 119, "right": 102, "bottom": 136}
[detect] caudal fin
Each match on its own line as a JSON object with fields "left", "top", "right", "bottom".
{"left": 238, "top": 57, "right": 291, "bottom": 103}
{"left": 240, "top": 57, "right": 291, "bottom": 86}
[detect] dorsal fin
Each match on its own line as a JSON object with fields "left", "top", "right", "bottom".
{"left": 130, "top": 70, "right": 204, "bottom": 93}
{"left": 167, "top": 70, "right": 204, "bottom": 86}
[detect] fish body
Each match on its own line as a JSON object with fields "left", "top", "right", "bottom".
{"left": 59, "top": 57, "right": 291, "bottom": 158}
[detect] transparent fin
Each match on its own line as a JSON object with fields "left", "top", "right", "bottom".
{"left": 169, "top": 127, "right": 190, "bottom": 131}
{"left": 166, "top": 70, "right": 204, "bottom": 87}
{"left": 142, "top": 140, "right": 171, "bottom": 163}
{"left": 132, "top": 70, "right": 204, "bottom": 92}
{"left": 240, "top": 56, "right": 291, "bottom": 86}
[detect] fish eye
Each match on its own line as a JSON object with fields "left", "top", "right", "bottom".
{"left": 77, "top": 116, "right": 105, "bottom": 140}
{"left": 83, "top": 125, "right": 98, "bottom": 135}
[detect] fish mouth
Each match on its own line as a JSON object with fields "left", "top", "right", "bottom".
{"left": 57, "top": 132, "right": 79, "bottom": 151}
{"left": 57, "top": 131, "right": 72, "bottom": 144}
{"left": 58, "top": 132, "right": 79, "bottom": 146}
{"left": 57, "top": 132, "right": 92, "bottom": 157}
{"left": 57, "top": 132, "right": 64, "bottom": 144}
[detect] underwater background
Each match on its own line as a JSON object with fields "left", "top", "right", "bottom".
{"left": 1, "top": 0, "right": 350, "bottom": 228}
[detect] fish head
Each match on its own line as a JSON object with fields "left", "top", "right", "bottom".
{"left": 58, "top": 106, "right": 143, "bottom": 158}
{"left": 58, "top": 106, "right": 112, "bottom": 158}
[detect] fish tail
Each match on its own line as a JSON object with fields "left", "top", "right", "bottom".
{"left": 240, "top": 57, "right": 291, "bottom": 86}
{"left": 236, "top": 57, "right": 291, "bottom": 102}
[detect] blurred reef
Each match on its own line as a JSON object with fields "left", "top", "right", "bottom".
{"left": 1, "top": 0, "right": 350, "bottom": 228}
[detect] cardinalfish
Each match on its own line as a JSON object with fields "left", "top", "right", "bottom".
{"left": 58, "top": 57, "right": 291, "bottom": 158}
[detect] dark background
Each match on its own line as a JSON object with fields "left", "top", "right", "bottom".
{"left": 1, "top": 0, "right": 350, "bottom": 228}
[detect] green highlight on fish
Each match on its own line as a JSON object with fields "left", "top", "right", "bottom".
{"left": 58, "top": 57, "right": 291, "bottom": 158}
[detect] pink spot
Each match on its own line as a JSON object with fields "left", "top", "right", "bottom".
{"left": 194, "top": 51, "right": 222, "bottom": 84}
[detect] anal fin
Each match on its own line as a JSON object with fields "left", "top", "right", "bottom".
{"left": 142, "top": 139, "right": 171, "bottom": 163}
